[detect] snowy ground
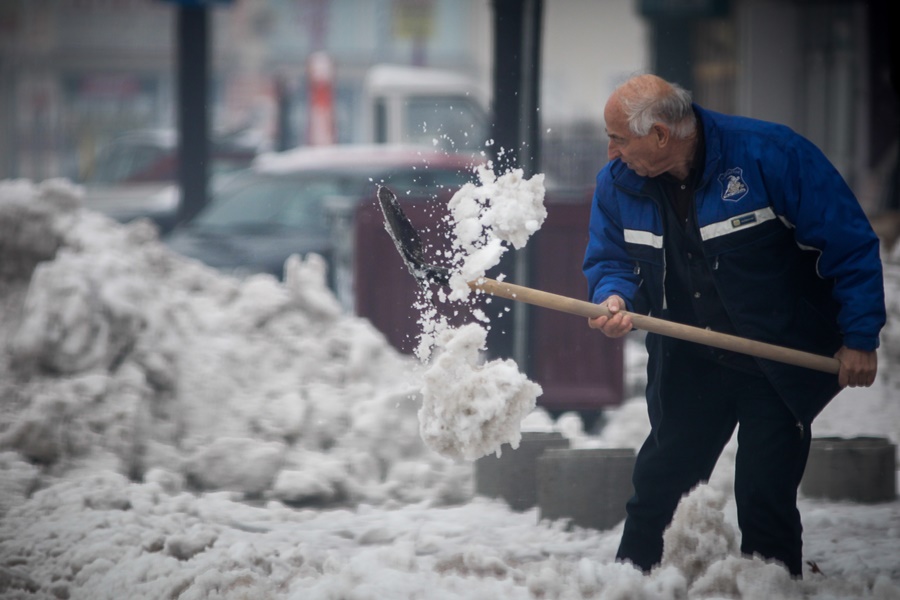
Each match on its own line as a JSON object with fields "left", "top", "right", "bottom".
{"left": 0, "top": 178, "right": 898, "bottom": 599}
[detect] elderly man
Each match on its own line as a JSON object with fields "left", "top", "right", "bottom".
{"left": 583, "top": 74, "right": 885, "bottom": 576}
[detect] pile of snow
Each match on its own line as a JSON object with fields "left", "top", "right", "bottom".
{"left": 0, "top": 177, "right": 897, "bottom": 599}
{"left": 0, "top": 179, "right": 469, "bottom": 510}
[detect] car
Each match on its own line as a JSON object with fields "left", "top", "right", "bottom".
{"left": 163, "top": 144, "right": 483, "bottom": 307}
{"left": 80, "top": 129, "right": 261, "bottom": 233}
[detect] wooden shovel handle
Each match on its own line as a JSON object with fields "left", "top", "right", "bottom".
{"left": 469, "top": 278, "right": 841, "bottom": 375}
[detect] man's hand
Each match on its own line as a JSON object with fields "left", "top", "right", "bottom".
{"left": 834, "top": 346, "right": 877, "bottom": 388}
{"left": 588, "top": 295, "right": 633, "bottom": 338}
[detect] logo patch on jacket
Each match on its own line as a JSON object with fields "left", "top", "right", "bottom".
{"left": 718, "top": 167, "right": 749, "bottom": 202}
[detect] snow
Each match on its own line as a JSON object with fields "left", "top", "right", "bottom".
{"left": 445, "top": 166, "right": 547, "bottom": 301}
{"left": 414, "top": 167, "right": 546, "bottom": 460}
{"left": 0, "top": 177, "right": 898, "bottom": 599}
{"left": 418, "top": 323, "right": 541, "bottom": 461}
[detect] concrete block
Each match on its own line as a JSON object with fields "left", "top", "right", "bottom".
{"left": 537, "top": 447, "right": 636, "bottom": 531}
{"left": 801, "top": 436, "right": 897, "bottom": 503}
{"left": 474, "top": 431, "right": 570, "bottom": 511}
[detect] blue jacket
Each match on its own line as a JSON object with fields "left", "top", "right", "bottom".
{"left": 583, "top": 105, "right": 885, "bottom": 426}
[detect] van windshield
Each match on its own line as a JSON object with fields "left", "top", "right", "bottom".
{"left": 404, "top": 96, "right": 488, "bottom": 151}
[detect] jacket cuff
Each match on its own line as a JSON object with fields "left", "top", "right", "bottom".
{"left": 841, "top": 333, "right": 880, "bottom": 352}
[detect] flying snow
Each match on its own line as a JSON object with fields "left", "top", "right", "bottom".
{"left": 411, "top": 166, "right": 547, "bottom": 460}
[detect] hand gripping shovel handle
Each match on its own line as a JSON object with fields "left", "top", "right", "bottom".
{"left": 471, "top": 278, "right": 841, "bottom": 375}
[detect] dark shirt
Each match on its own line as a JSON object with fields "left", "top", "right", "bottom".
{"left": 655, "top": 129, "right": 762, "bottom": 375}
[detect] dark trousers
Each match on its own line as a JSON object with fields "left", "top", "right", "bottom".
{"left": 616, "top": 354, "right": 812, "bottom": 576}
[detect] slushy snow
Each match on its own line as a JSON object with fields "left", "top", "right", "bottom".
{"left": 0, "top": 176, "right": 897, "bottom": 599}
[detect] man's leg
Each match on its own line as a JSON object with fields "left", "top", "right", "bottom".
{"left": 616, "top": 361, "right": 738, "bottom": 572}
{"left": 733, "top": 377, "right": 811, "bottom": 577}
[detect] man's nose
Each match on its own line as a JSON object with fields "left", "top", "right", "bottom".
{"left": 608, "top": 143, "right": 620, "bottom": 161}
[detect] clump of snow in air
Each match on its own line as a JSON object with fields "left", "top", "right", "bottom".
{"left": 0, "top": 177, "right": 898, "bottom": 599}
{"left": 446, "top": 165, "right": 547, "bottom": 301}
{"left": 419, "top": 323, "right": 541, "bottom": 460}
{"left": 411, "top": 165, "right": 547, "bottom": 461}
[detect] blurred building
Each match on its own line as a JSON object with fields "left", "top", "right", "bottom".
{"left": 0, "top": 0, "right": 495, "bottom": 182}
{"left": 0, "top": 1, "right": 175, "bottom": 181}
{"left": 0, "top": 0, "right": 895, "bottom": 213}
{"left": 0, "top": 0, "right": 646, "bottom": 190}
{"left": 641, "top": 0, "right": 899, "bottom": 214}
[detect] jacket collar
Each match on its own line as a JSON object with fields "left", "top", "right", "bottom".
{"left": 696, "top": 104, "right": 722, "bottom": 188}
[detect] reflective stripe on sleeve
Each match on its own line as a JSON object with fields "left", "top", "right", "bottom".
{"left": 624, "top": 229, "right": 664, "bottom": 248}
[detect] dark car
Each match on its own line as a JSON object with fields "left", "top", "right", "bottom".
{"left": 80, "top": 129, "right": 261, "bottom": 233}
{"left": 163, "top": 144, "right": 482, "bottom": 307}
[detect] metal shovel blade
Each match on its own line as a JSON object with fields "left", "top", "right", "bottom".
{"left": 376, "top": 185, "right": 450, "bottom": 286}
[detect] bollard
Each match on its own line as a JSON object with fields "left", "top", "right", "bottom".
{"left": 800, "top": 436, "right": 897, "bottom": 503}
{"left": 537, "top": 447, "right": 636, "bottom": 531}
{"left": 474, "top": 431, "right": 570, "bottom": 511}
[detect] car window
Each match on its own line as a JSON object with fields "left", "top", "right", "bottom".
{"left": 210, "top": 156, "right": 256, "bottom": 176}
{"left": 84, "top": 135, "right": 257, "bottom": 185}
{"left": 192, "top": 173, "right": 348, "bottom": 232}
{"left": 88, "top": 142, "right": 170, "bottom": 183}
{"left": 188, "top": 163, "right": 477, "bottom": 234}
{"left": 375, "top": 167, "right": 477, "bottom": 196}
{"left": 429, "top": 167, "right": 479, "bottom": 192}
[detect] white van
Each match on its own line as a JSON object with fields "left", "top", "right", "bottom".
{"left": 361, "top": 64, "right": 489, "bottom": 153}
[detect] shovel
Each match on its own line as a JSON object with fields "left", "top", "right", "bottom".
{"left": 376, "top": 185, "right": 840, "bottom": 375}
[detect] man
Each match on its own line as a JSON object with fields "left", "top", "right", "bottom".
{"left": 583, "top": 74, "right": 885, "bottom": 576}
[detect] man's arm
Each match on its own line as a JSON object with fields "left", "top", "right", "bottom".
{"left": 583, "top": 175, "right": 643, "bottom": 310}
{"left": 769, "top": 133, "right": 886, "bottom": 355}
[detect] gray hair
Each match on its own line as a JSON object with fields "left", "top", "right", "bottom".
{"left": 620, "top": 82, "right": 696, "bottom": 139}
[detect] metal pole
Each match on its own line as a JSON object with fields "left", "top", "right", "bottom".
{"left": 489, "top": 0, "right": 543, "bottom": 372}
{"left": 176, "top": 4, "right": 210, "bottom": 225}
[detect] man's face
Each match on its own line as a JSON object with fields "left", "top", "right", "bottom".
{"left": 604, "top": 98, "right": 666, "bottom": 178}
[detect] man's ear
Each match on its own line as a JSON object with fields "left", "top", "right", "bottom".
{"left": 654, "top": 124, "right": 669, "bottom": 147}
